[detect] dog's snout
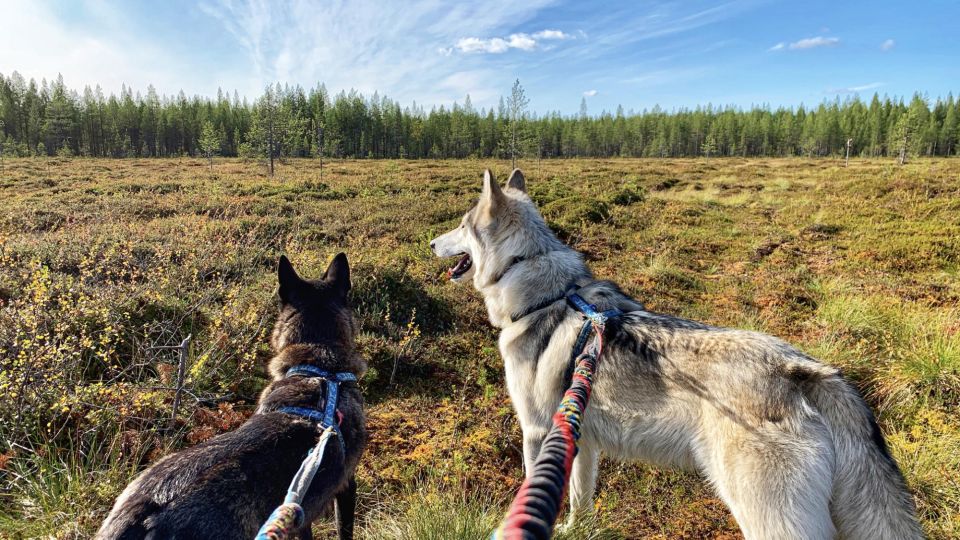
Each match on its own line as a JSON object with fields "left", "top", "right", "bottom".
{"left": 429, "top": 240, "right": 436, "bottom": 252}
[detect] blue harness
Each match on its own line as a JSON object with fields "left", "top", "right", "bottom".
{"left": 566, "top": 292, "right": 622, "bottom": 371}
{"left": 278, "top": 365, "right": 356, "bottom": 440}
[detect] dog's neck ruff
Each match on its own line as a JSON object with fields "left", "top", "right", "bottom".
{"left": 278, "top": 365, "right": 356, "bottom": 435}
{"left": 489, "top": 255, "right": 526, "bottom": 285}
{"left": 485, "top": 244, "right": 592, "bottom": 328}
{"left": 510, "top": 283, "right": 581, "bottom": 323}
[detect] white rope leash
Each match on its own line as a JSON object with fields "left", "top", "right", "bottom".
{"left": 284, "top": 426, "right": 336, "bottom": 505}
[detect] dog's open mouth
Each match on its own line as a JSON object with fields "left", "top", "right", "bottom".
{"left": 447, "top": 253, "right": 473, "bottom": 280}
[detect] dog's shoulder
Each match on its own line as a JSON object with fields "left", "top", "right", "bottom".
{"left": 577, "top": 280, "right": 645, "bottom": 313}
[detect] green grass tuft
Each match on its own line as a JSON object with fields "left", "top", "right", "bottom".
{"left": 358, "top": 489, "right": 502, "bottom": 540}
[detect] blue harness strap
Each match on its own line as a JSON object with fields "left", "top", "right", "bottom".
{"left": 278, "top": 365, "right": 356, "bottom": 432}
{"left": 566, "top": 292, "right": 622, "bottom": 372}
{"left": 567, "top": 293, "right": 622, "bottom": 327}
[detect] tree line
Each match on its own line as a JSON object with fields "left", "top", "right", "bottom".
{"left": 1, "top": 71, "right": 957, "bottom": 161}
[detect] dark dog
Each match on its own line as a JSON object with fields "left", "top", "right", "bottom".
{"left": 96, "top": 254, "right": 367, "bottom": 540}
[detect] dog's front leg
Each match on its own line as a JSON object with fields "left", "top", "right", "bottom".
{"left": 334, "top": 475, "right": 357, "bottom": 540}
{"left": 522, "top": 429, "right": 547, "bottom": 477}
{"left": 563, "top": 443, "right": 599, "bottom": 529}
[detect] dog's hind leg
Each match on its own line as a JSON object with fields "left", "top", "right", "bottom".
{"left": 702, "top": 413, "right": 837, "bottom": 540}
{"left": 563, "top": 442, "right": 599, "bottom": 529}
{"left": 335, "top": 476, "right": 357, "bottom": 540}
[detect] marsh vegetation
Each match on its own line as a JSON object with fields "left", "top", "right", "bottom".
{"left": 0, "top": 157, "right": 957, "bottom": 538}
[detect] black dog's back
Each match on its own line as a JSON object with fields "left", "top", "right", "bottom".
{"left": 98, "top": 387, "right": 363, "bottom": 539}
{"left": 97, "top": 254, "right": 366, "bottom": 539}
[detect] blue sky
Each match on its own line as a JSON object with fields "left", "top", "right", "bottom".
{"left": 2, "top": 0, "right": 958, "bottom": 115}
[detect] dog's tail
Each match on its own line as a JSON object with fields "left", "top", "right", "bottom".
{"left": 800, "top": 366, "right": 923, "bottom": 539}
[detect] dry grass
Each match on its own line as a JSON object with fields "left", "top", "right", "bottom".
{"left": 0, "top": 156, "right": 958, "bottom": 538}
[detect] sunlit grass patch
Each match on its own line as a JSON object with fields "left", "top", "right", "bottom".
{"left": 815, "top": 289, "right": 960, "bottom": 414}
{"left": 769, "top": 177, "right": 792, "bottom": 191}
{"left": 358, "top": 488, "right": 503, "bottom": 540}
{"left": 636, "top": 253, "right": 703, "bottom": 292}
{"left": 887, "top": 408, "right": 960, "bottom": 538}
{"left": 879, "top": 308, "right": 960, "bottom": 409}
{"left": 554, "top": 514, "right": 626, "bottom": 540}
{"left": 0, "top": 430, "right": 145, "bottom": 538}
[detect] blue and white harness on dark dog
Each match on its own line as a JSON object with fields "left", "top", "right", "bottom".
{"left": 278, "top": 364, "right": 356, "bottom": 440}
{"left": 255, "top": 365, "right": 357, "bottom": 540}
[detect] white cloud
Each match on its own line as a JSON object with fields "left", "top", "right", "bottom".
{"left": 769, "top": 36, "right": 840, "bottom": 52}
{"left": 454, "top": 29, "right": 574, "bottom": 54}
{"left": 788, "top": 36, "right": 840, "bottom": 50}
{"left": 881, "top": 39, "right": 895, "bottom": 51}
{"left": 508, "top": 34, "right": 537, "bottom": 51}
{"left": 827, "top": 82, "right": 885, "bottom": 94}
{"left": 533, "top": 29, "right": 572, "bottom": 40}
{"left": 583, "top": 89, "right": 598, "bottom": 97}
{"left": 456, "top": 37, "right": 510, "bottom": 53}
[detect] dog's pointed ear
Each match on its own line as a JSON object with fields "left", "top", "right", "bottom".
{"left": 481, "top": 169, "right": 506, "bottom": 212}
{"left": 506, "top": 169, "right": 526, "bottom": 192}
{"left": 324, "top": 252, "right": 351, "bottom": 298}
{"left": 278, "top": 255, "right": 303, "bottom": 302}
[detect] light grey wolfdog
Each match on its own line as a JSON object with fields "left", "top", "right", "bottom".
{"left": 430, "top": 169, "right": 922, "bottom": 540}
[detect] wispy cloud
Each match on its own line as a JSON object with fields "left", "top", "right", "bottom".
{"left": 827, "top": 82, "right": 885, "bottom": 94}
{"left": 198, "top": 0, "right": 557, "bottom": 107}
{"left": 454, "top": 29, "right": 574, "bottom": 54}
{"left": 621, "top": 66, "right": 711, "bottom": 87}
{"left": 881, "top": 38, "right": 895, "bottom": 51}
{"left": 583, "top": 89, "right": 598, "bottom": 97}
{"left": 578, "top": 2, "right": 750, "bottom": 56}
{"left": 770, "top": 36, "right": 840, "bottom": 51}
{"left": 789, "top": 36, "right": 840, "bottom": 49}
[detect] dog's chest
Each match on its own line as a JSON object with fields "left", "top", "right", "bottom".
{"left": 501, "top": 350, "right": 552, "bottom": 429}
{"left": 500, "top": 317, "right": 701, "bottom": 469}
{"left": 499, "top": 319, "right": 581, "bottom": 429}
